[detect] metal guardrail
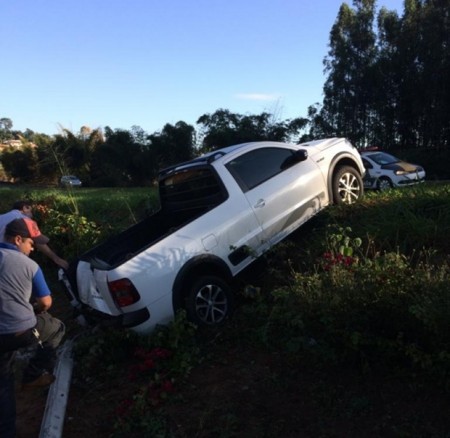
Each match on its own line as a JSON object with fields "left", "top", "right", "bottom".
{"left": 39, "top": 339, "right": 74, "bottom": 438}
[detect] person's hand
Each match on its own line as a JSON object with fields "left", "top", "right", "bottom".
{"left": 35, "top": 243, "right": 70, "bottom": 270}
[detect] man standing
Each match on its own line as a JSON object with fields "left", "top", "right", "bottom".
{"left": 0, "top": 217, "right": 65, "bottom": 438}
{"left": 0, "top": 200, "right": 69, "bottom": 270}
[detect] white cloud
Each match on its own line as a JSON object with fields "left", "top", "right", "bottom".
{"left": 234, "top": 93, "right": 281, "bottom": 101}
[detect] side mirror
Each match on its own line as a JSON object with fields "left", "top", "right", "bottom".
{"left": 294, "top": 149, "right": 308, "bottom": 162}
{"left": 280, "top": 149, "right": 309, "bottom": 170}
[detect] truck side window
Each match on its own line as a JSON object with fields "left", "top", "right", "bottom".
{"left": 160, "top": 168, "right": 226, "bottom": 212}
{"left": 226, "top": 147, "right": 297, "bottom": 192}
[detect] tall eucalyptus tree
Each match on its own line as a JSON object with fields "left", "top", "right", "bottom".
{"left": 374, "top": 7, "right": 402, "bottom": 148}
{"left": 321, "top": 0, "right": 378, "bottom": 147}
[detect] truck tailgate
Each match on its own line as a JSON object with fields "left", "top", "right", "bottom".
{"left": 76, "top": 261, "right": 121, "bottom": 316}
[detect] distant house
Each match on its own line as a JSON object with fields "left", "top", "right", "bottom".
{"left": 7, "top": 139, "right": 22, "bottom": 147}
{"left": 0, "top": 139, "right": 23, "bottom": 151}
{"left": 0, "top": 139, "right": 37, "bottom": 152}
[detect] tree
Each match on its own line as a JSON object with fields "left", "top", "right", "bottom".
{"left": 0, "top": 118, "right": 13, "bottom": 131}
{"left": 196, "top": 109, "right": 307, "bottom": 152}
{"left": 0, "top": 117, "right": 13, "bottom": 142}
{"left": 320, "top": 0, "right": 378, "bottom": 147}
{"left": 91, "top": 127, "right": 153, "bottom": 186}
{"left": 0, "top": 146, "right": 38, "bottom": 183}
{"left": 148, "top": 121, "right": 196, "bottom": 169}
{"left": 374, "top": 6, "right": 403, "bottom": 147}
{"left": 311, "top": 0, "right": 450, "bottom": 149}
{"left": 300, "top": 103, "right": 332, "bottom": 142}
{"left": 410, "top": 0, "right": 450, "bottom": 148}
{"left": 51, "top": 127, "right": 103, "bottom": 184}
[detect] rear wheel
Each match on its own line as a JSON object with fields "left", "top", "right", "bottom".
{"left": 185, "top": 275, "right": 233, "bottom": 327}
{"left": 332, "top": 166, "right": 364, "bottom": 205}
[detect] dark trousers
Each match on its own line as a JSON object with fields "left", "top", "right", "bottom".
{"left": 0, "top": 312, "right": 65, "bottom": 437}
{"left": 0, "top": 352, "right": 16, "bottom": 438}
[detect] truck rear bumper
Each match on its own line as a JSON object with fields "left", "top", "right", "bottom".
{"left": 58, "top": 268, "right": 151, "bottom": 329}
{"left": 119, "top": 307, "right": 151, "bottom": 328}
{"left": 68, "top": 299, "right": 151, "bottom": 330}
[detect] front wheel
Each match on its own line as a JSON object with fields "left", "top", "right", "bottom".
{"left": 332, "top": 166, "right": 364, "bottom": 205}
{"left": 185, "top": 275, "right": 234, "bottom": 327}
{"left": 377, "top": 177, "right": 392, "bottom": 191}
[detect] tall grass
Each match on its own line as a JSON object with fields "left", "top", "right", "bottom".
{"left": 0, "top": 186, "right": 159, "bottom": 230}
{"left": 308, "top": 183, "right": 450, "bottom": 262}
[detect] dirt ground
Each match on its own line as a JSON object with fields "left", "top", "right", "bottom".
{"left": 15, "top": 384, "right": 47, "bottom": 438}
{"left": 14, "top": 330, "right": 450, "bottom": 438}
{"left": 56, "top": 342, "right": 450, "bottom": 437}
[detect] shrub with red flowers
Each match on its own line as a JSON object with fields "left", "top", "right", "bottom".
{"left": 109, "top": 311, "right": 199, "bottom": 435}
{"left": 127, "top": 346, "right": 172, "bottom": 381}
{"left": 72, "top": 310, "right": 199, "bottom": 435}
{"left": 320, "top": 251, "right": 356, "bottom": 271}
{"left": 318, "top": 225, "right": 361, "bottom": 272}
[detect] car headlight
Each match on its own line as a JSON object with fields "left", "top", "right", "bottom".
{"left": 394, "top": 170, "right": 407, "bottom": 175}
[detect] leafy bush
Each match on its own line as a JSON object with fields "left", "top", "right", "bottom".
{"left": 33, "top": 204, "right": 104, "bottom": 260}
{"left": 253, "top": 226, "right": 450, "bottom": 383}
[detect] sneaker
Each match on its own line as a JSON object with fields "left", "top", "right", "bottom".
{"left": 22, "top": 372, "right": 55, "bottom": 389}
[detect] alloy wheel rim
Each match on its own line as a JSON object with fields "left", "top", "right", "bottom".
{"left": 195, "top": 284, "right": 228, "bottom": 324}
{"left": 338, "top": 172, "right": 361, "bottom": 204}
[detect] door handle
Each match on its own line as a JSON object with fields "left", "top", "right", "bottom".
{"left": 254, "top": 199, "right": 265, "bottom": 208}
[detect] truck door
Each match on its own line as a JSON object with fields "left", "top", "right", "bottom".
{"left": 225, "top": 146, "right": 326, "bottom": 246}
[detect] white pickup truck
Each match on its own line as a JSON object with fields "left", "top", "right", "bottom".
{"left": 61, "top": 138, "right": 365, "bottom": 333}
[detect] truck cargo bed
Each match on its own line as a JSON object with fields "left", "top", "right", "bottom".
{"left": 79, "top": 207, "right": 208, "bottom": 269}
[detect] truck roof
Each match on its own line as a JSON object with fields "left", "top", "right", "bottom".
{"left": 158, "top": 141, "right": 300, "bottom": 178}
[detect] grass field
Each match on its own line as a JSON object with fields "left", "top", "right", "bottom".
{"left": 0, "top": 185, "right": 159, "bottom": 229}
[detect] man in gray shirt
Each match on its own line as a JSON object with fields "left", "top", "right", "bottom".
{"left": 0, "top": 217, "right": 65, "bottom": 438}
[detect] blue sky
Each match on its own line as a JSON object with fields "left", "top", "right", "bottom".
{"left": 1, "top": 0, "right": 404, "bottom": 136}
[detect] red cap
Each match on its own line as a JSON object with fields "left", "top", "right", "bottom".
{"left": 5, "top": 218, "right": 49, "bottom": 244}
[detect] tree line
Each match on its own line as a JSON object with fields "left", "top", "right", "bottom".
{"left": 311, "top": 0, "right": 450, "bottom": 149}
{"left": 1, "top": 0, "right": 448, "bottom": 186}
{"left": 0, "top": 111, "right": 306, "bottom": 186}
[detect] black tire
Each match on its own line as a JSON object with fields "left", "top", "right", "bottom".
{"left": 377, "top": 177, "right": 392, "bottom": 191}
{"left": 185, "top": 275, "right": 233, "bottom": 327}
{"left": 332, "top": 166, "right": 364, "bottom": 205}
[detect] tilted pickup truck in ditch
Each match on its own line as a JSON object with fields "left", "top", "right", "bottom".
{"left": 61, "top": 138, "right": 365, "bottom": 333}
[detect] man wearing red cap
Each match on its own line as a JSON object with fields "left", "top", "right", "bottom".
{"left": 0, "top": 218, "right": 65, "bottom": 438}
{"left": 0, "top": 200, "right": 69, "bottom": 270}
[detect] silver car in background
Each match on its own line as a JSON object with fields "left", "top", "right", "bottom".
{"left": 60, "top": 175, "right": 82, "bottom": 187}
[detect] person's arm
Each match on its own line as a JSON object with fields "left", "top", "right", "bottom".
{"left": 34, "top": 295, "right": 52, "bottom": 313}
{"left": 32, "top": 265, "right": 53, "bottom": 312}
{"left": 35, "top": 243, "right": 69, "bottom": 270}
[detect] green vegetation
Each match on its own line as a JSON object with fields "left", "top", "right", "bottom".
{"left": 0, "top": 186, "right": 159, "bottom": 262}
{"left": 11, "top": 182, "right": 442, "bottom": 437}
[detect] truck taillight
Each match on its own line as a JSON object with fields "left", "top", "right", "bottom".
{"left": 108, "top": 278, "right": 141, "bottom": 307}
